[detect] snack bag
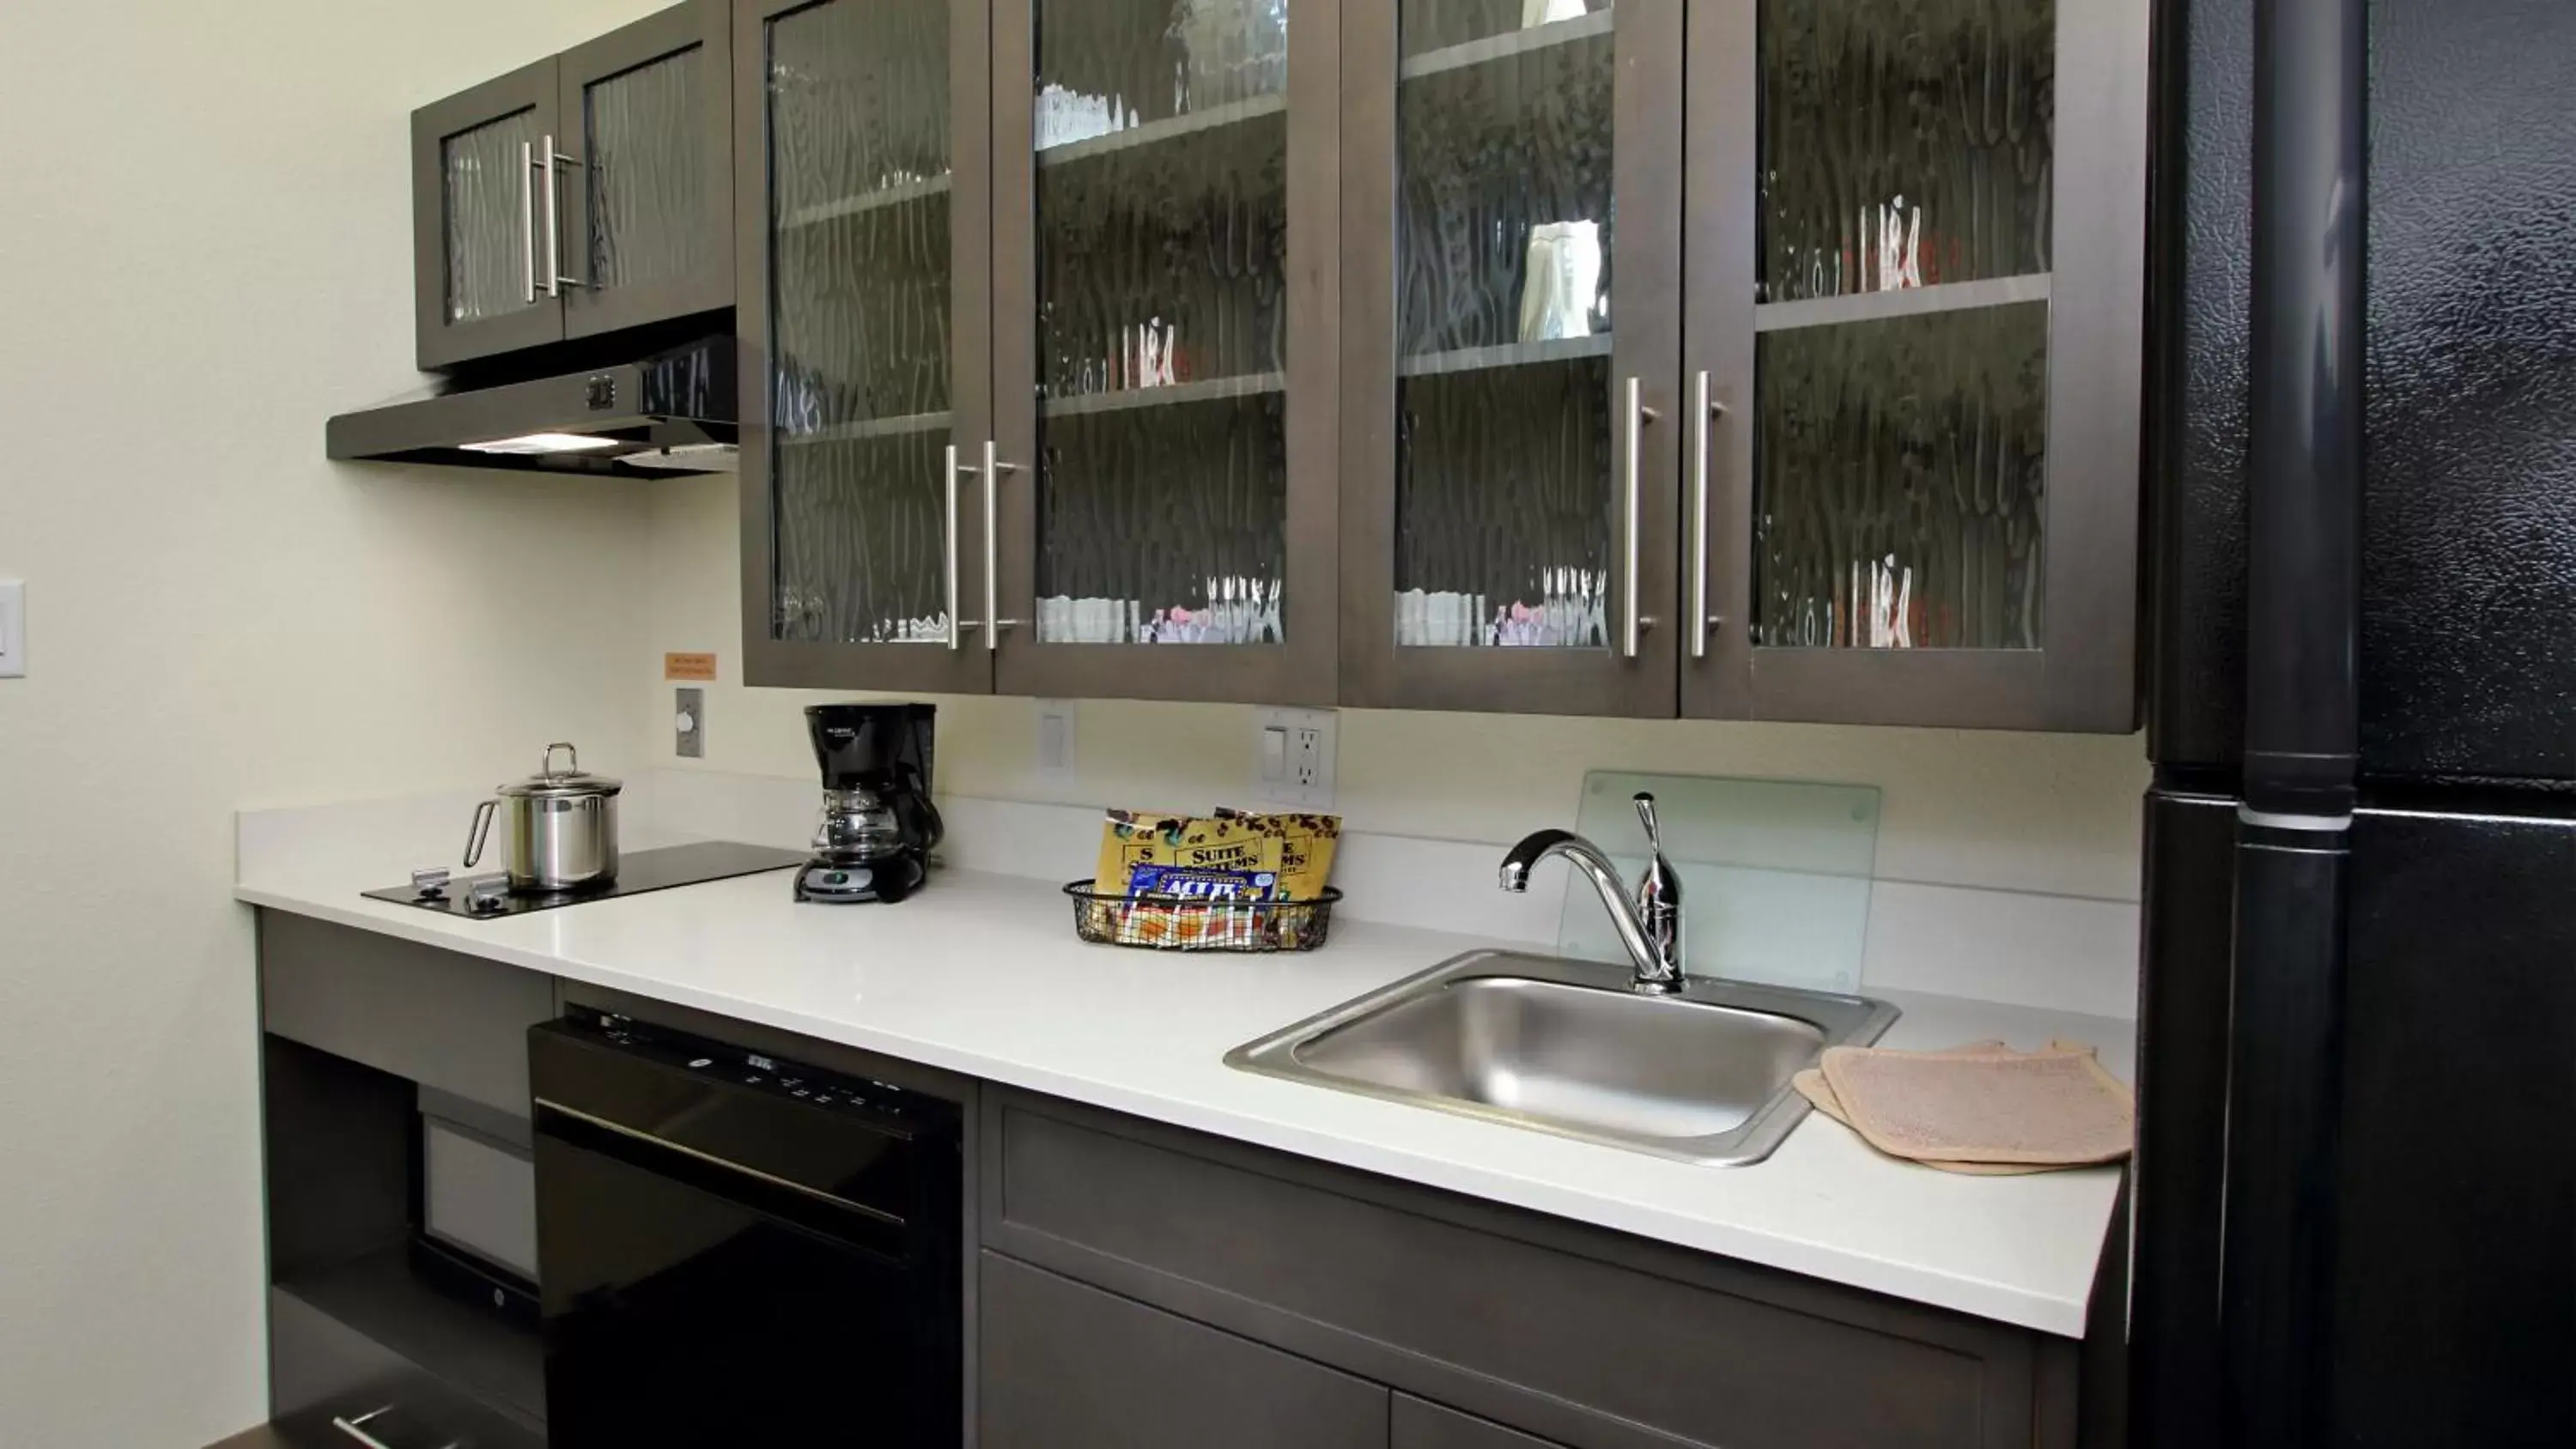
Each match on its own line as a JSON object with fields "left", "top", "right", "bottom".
{"left": 1212, "top": 809, "right": 1342, "bottom": 902}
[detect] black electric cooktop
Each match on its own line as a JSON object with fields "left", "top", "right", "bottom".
{"left": 363, "top": 841, "right": 808, "bottom": 920}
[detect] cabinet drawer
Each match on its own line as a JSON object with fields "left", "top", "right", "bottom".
{"left": 981, "top": 1252, "right": 1387, "bottom": 1449}
{"left": 258, "top": 912, "right": 554, "bottom": 1117}
{"left": 269, "top": 1288, "right": 540, "bottom": 1449}
{"left": 985, "top": 1091, "right": 2044, "bottom": 1449}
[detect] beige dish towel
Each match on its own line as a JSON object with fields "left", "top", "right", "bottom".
{"left": 1799, "top": 1040, "right": 2134, "bottom": 1172}
{"left": 1795, "top": 1043, "right": 2046, "bottom": 1176}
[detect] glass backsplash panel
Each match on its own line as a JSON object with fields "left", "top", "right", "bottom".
{"left": 1556, "top": 770, "right": 1880, "bottom": 995}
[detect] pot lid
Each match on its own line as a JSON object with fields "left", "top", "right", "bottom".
{"left": 498, "top": 743, "right": 623, "bottom": 798}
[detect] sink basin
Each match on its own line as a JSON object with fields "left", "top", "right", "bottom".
{"left": 1224, "top": 951, "right": 1898, "bottom": 1165}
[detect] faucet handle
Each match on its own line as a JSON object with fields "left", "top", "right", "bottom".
{"left": 1632, "top": 792, "right": 1663, "bottom": 852}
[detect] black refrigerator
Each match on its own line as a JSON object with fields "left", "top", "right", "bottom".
{"left": 2135, "top": 0, "right": 2575, "bottom": 1446}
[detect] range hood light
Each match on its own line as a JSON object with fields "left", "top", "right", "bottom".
{"left": 460, "top": 432, "right": 625, "bottom": 456}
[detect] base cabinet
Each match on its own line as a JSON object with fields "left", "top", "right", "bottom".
{"left": 981, "top": 1253, "right": 1388, "bottom": 1449}
{"left": 1394, "top": 1397, "right": 1566, "bottom": 1449}
{"left": 980, "top": 1088, "right": 2120, "bottom": 1449}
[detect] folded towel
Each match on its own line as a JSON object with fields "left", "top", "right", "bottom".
{"left": 1794, "top": 1044, "right": 2050, "bottom": 1176}
{"left": 1801, "top": 1040, "right": 2134, "bottom": 1171}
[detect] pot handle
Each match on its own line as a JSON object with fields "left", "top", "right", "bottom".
{"left": 463, "top": 799, "right": 497, "bottom": 869}
{"left": 542, "top": 742, "right": 579, "bottom": 779}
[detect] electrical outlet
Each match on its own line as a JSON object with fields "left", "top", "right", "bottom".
{"left": 0, "top": 580, "right": 23, "bottom": 680}
{"left": 675, "top": 687, "right": 704, "bottom": 758}
{"left": 1252, "top": 706, "right": 1336, "bottom": 809}
{"left": 1034, "top": 700, "right": 1078, "bottom": 785}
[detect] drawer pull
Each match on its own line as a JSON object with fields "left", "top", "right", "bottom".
{"left": 331, "top": 1404, "right": 460, "bottom": 1449}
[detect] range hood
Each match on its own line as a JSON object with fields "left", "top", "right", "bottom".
{"left": 326, "top": 335, "right": 736, "bottom": 477}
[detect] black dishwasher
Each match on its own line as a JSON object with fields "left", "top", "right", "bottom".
{"left": 530, "top": 1006, "right": 961, "bottom": 1446}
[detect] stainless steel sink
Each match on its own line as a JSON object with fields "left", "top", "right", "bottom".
{"left": 1224, "top": 950, "right": 1899, "bottom": 1165}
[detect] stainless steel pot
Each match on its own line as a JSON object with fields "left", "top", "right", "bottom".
{"left": 465, "top": 743, "right": 622, "bottom": 892}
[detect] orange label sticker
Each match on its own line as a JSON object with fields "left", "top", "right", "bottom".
{"left": 664, "top": 652, "right": 718, "bottom": 682}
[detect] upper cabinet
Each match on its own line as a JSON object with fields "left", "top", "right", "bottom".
{"left": 727, "top": 0, "right": 2149, "bottom": 728}
{"left": 411, "top": 0, "right": 732, "bottom": 371}
{"left": 1340, "top": 0, "right": 2147, "bottom": 726}
{"left": 1679, "top": 0, "right": 2148, "bottom": 730}
{"left": 738, "top": 0, "right": 1339, "bottom": 700}
{"left": 1337, "top": 0, "right": 1682, "bottom": 716}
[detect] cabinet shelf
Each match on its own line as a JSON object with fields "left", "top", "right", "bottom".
{"left": 786, "top": 409, "right": 954, "bottom": 444}
{"left": 1398, "top": 334, "right": 1612, "bottom": 379}
{"left": 1399, "top": 9, "right": 1615, "bottom": 82}
{"left": 1039, "top": 372, "right": 1284, "bottom": 417}
{"left": 782, "top": 173, "right": 951, "bottom": 229}
{"left": 1036, "top": 94, "right": 1286, "bottom": 168}
{"left": 1753, "top": 274, "right": 2051, "bottom": 333}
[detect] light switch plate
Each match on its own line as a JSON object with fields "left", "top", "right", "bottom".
{"left": 1251, "top": 706, "right": 1336, "bottom": 809}
{"left": 675, "top": 687, "right": 704, "bottom": 758}
{"left": 0, "top": 579, "right": 23, "bottom": 679}
{"left": 1034, "top": 700, "right": 1078, "bottom": 785}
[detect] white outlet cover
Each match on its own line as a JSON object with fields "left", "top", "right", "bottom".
{"left": 1034, "top": 700, "right": 1078, "bottom": 785}
{"left": 0, "top": 579, "right": 23, "bottom": 679}
{"left": 1251, "top": 706, "right": 1336, "bottom": 809}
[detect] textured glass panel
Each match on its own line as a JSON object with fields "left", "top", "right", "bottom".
{"left": 1031, "top": 0, "right": 1291, "bottom": 645}
{"left": 774, "top": 435, "right": 952, "bottom": 643}
{"left": 1390, "top": 2, "right": 1613, "bottom": 646}
{"left": 442, "top": 108, "right": 540, "bottom": 324}
{"left": 1037, "top": 395, "right": 1289, "bottom": 644}
{"left": 1753, "top": 302, "right": 2048, "bottom": 649}
{"left": 768, "top": 0, "right": 955, "bottom": 646}
{"left": 586, "top": 46, "right": 711, "bottom": 290}
{"left": 1758, "top": 0, "right": 2054, "bottom": 301}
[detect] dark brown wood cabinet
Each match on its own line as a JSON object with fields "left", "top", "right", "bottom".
{"left": 411, "top": 0, "right": 732, "bottom": 371}
{"left": 728, "top": 0, "right": 2153, "bottom": 729}
{"left": 980, "top": 1088, "right": 2123, "bottom": 1449}
{"left": 1339, "top": 0, "right": 2150, "bottom": 727}
{"left": 981, "top": 1253, "right": 1390, "bottom": 1449}
{"left": 736, "top": 0, "right": 1339, "bottom": 703}
{"left": 1675, "top": 0, "right": 2150, "bottom": 731}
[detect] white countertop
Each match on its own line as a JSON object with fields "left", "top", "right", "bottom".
{"left": 237, "top": 820, "right": 2130, "bottom": 1338}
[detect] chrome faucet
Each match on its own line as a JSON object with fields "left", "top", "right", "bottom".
{"left": 1498, "top": 792, "right": 1686, "bottom": 994}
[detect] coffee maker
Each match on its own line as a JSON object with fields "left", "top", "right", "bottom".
{"left": 795, "top": 703, "right": 942, "bottom": 904}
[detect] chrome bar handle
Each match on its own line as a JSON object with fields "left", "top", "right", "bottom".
{"left": 538, "top": 136, "right": 586, "bottom": 296}
{"left": 982, "top": 440, "right": 1023, "bottom": 650}
{"left": 520, "top": 142, "right": 538, "bottom": 306}
{"left": 1620, "top": 377, "right": 1660, "bottom": 658}
{"left": 1688, "top": 371, "right": 1726, "bottom": 659}
{"left": 943, "top": 444, "right": 964, "bottom": 649}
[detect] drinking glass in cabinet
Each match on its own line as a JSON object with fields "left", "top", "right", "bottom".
{"left": 1750, "top": 0, "right": 2054, "bottom": 651}
{"left": 1029, "top": 0, "right": 1293, "bottom": 646}
{"left": 1391, "top": 0, "right": 1617, "bottom": 649}
{"left": 764, "top": 0, "right": 961, "bottom": 646}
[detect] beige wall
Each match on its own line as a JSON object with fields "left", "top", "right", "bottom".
{"left": 649, "top": 476, "right": 2149, "bottom": 903}
{"left": 0, "top": 2, "right": 671, "bottom": 1444}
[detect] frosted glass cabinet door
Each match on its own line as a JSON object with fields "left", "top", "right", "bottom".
{"left": 982, "top": 0, "right": 1340, "bottom": 703}
{"left": 736, "top": 0, "right": 999, "bottom": 693}
{"left": 558, "top": 0, "right": 734, "bottom": 341}
{"left": 1339, "top": 0, "right": 1686, "bottom": 717}
{"left": 1679, "top": 0, "right": 2151, "bottom": 730}
{"left": 411, "top": 59, "right": 565, "bottom": 369}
